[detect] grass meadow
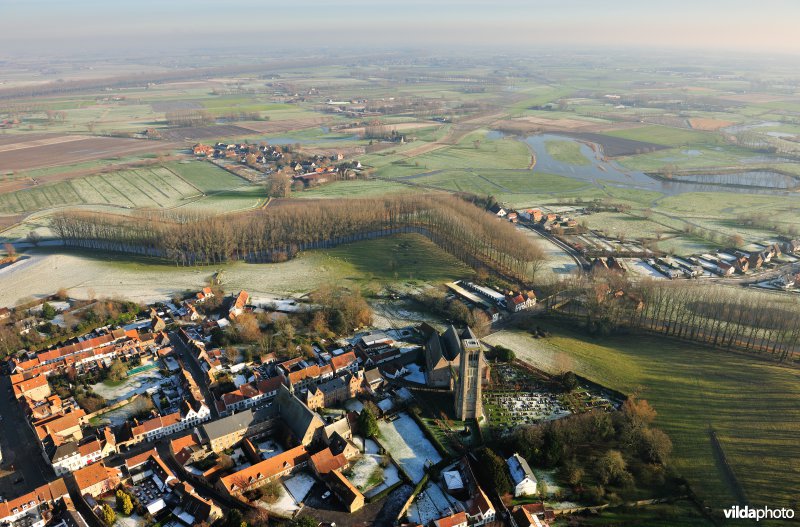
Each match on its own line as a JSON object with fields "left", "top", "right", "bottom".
{"left": 483, "top": 324, "right": 800, "bottom": 516}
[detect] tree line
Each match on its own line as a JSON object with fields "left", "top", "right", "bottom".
{"left": 547, "top": 272, "right": 800, "bottom": 361}
{"left": 51, "top": 194, "right": 547, "bottom": 283}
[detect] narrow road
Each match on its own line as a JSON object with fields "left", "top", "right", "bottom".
{"left": 0, "top": 376, "right": 54, "bottom": 496}
{"left": 168, "top": 331, "right": 219, "bottom": 419}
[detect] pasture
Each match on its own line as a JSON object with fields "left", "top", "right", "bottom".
{"left": 544, "top": 139, "right": 590, "bottom": 165}
{"left": 483, "top": 325, "right": 800, "bottom": 514}
{"left": 319, "top": 233, "right": 474, "bottom": 284}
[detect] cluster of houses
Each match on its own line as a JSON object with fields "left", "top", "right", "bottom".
{"left": 414, "top": 453, "right": 552, "bottom": 527}
{"left": 191, "top": 141, "right": 354, "bottom": 187}
{"left": 6, "top": 318, "right": 214, "bottom": 483}
{"left": 490, "top": 205, "right": 580, "bottom": 231}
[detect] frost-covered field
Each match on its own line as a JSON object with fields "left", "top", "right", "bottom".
{"left": 346, "top": 453, "right": 401, "bottom": 498}
{"left": 90, "top": 368, "right": 166, "bottom": 402}
{"left": 407, "top": 481, "right": 457, "bottom": 525}
{"left": 91, "top": 396, "right": 155, "bottom": 427}
{"left": 376, "top": 413, "right": 442, "bottom": 483}
{"left": 0, "top": 252, "right": 340, "bottom": 306}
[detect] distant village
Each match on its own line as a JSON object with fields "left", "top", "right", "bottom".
{"left": 191, "top": 142, "right": 363, "bottom": 188}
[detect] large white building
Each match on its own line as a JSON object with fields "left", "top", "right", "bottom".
{"left": 507, "top": 453, "right": 538, "bottom": 497}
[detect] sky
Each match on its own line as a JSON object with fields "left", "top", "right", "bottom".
{"left": 1, "top": 0, "right": 799, "bottom": 58}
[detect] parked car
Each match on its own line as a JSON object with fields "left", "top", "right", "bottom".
{"left": 321, "top": 491, "right": 331, "bottom": 500}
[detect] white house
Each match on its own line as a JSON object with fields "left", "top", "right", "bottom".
{"left": 507, "top": 453, "right": 537, "bottom": 497}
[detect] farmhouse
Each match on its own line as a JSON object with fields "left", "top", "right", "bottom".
{"left": 505, "top": 290, "right": 537, "bottom": 312}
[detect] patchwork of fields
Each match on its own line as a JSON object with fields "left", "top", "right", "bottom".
{"left": 0, "top": 162, "right": 249, "bottom": 215}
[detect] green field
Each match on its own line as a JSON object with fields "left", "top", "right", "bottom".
{"left": 318, "top": 233, "right": 474, "bottom": 283}
{"left": 545, "top": 139, "right": 590, "bottom": 165}
{"left": 294, "top": 179, "right": 420, "bottom": 199}
{"left": 604, "top": 125, "right": 722, "bottom": 147}
{"left": 0, "top": 167, "right": 202, "bottom": 214}
{"left": 484, "top": 325, "right": 800, "bottom": 517}
{"left": 165, "top": 160, "right": 249, "bottom": 192}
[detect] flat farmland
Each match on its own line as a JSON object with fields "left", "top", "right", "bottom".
{"left": 157, "top": 124, "right": 257, "bottom": 141}
{"left": 0, "top": 166, "right": 202, "bottom": 214}
{"left": 0, "top": 133, "right": 180, "bottom": 171}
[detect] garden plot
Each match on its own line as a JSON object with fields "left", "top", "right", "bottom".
{"left": 376, "top": 413, "right": 442, "bottom": 483}
{"left": 344, "top": 453, "right": 401, "bottom": 498}
{"left": 90, "top": 367, "right": 168, "bottom": 402}
{"left": 406, "top": 481, "right": 458, "bottom": 526}
{"left": 91, "top": 396, "right": 155, "bottom": 427}
{"left": 284, "top": 471, "right": 316, "bottom": 503}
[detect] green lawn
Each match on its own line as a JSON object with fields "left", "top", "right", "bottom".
{"left": 483, "top": 325, "right": 800, "bottom": 516}
{"left": 545, "top": 139, "right": 591, "bottom": 165}
{"left": 318, "top": 233, "right": 474, "bottom": 283}
{"left": 604, "top": 125, "right": 722, "bottom": 147}
{"left": 579, "top": 502, "right": 713, "bottom": 526}
{"left": 293, "top": 180, "right": 420, "bottom": 199}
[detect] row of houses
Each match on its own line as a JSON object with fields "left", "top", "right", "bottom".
{"left": 10, "top": 327, "right": 165, "bottom": 377}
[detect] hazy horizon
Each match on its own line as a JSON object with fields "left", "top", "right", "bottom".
{"left": 2, "top": 0, "right": 800, "bottom": 59}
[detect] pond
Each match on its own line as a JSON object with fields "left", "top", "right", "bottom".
{"left": 523, "top": 133, "right": 800, "bottom": 196}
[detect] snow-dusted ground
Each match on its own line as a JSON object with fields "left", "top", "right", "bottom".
{"left": 344, "top": 399, "right": 364, "bottom": 413}
{"left": 404, "top": 363, "right": 426, "bottom": 384}
{"left": 376, "top": 413, "right": 442, "bottom": 483}
{"left": 346, "top": 453, "right": 401, "bottom": 498}
{"left": 255, "top": 439, "right": 284, "bottom": 461}
{"left": 91, "top": 396, "right": 155, "bottom": 427}
{"left": 284, "top": 472, "right": 316, "bottom": 503}
{"left": 0, "top": 252, "right": 340, "bottom": 307}
{"left": 407, "top": 481, "right": 458, "bottom": 525}
{"left": 535, "top": 468, "right": 564, "bottom": 497}
{"left": 260, "top": 483, "right": 300, "bottom": 516}
{"left": 250, "top": 295, "right": 312, "bottom": 313}
{"left": 91, "top": 368, "right": 167, "bottom": 402}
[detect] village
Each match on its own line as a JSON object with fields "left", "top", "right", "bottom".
{"left": 0, "top": 278, "right": 629, "bottom": 527}
{"left": 190, "top": 142, "right": 363, "bottom": 189}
